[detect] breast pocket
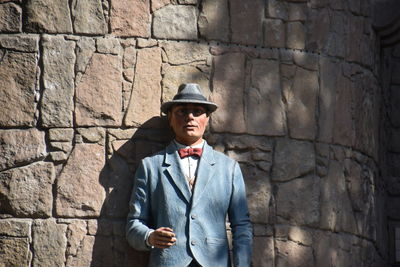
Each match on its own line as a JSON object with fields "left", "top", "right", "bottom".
{"left": 206, "top": 237, "right": 227, "bottom": 246}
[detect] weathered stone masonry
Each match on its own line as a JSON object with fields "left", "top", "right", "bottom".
{"left": 0, "top": 0, "right": 393, "bottom": 266}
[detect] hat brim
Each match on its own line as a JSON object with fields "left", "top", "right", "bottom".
{"left": 161, "top": 99, "right": 218, "bottom": 114}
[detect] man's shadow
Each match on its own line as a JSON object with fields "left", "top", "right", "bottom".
{"left": 91, "top": 116, "right": 174, "bottom": 267}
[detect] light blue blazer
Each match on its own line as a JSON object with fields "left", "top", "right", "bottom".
{"left": 126, "top": 141, "right": 253, "bottom": 267}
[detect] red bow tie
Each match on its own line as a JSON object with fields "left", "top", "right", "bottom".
{"left": 178, "top": 148, "right": 203, "bottom": 158}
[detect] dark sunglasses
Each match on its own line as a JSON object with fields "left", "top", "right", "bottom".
{"left": 174, "top": 107, "right": 208, "bottom": 117}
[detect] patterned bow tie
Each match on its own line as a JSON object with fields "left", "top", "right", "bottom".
{"left": 178, "top": 148, "right": 203, "bottom": 158}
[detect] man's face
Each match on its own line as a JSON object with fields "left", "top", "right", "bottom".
{"left": 169, "top": 104, "right": 209, "bottom": 146}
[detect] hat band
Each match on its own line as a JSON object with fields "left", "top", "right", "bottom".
{"left": 173, "top": 93, "right": 207, "bottom": 102}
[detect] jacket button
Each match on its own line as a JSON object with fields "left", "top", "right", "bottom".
{"left": 191, "top": 240, "right": 196, "bottom": 246}
{"left": 191, "top": 214, "right": 197, "bottom": 219}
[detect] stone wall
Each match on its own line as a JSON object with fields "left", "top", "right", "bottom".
{"left": 0, "top": 0, "right": 386, "bottom": 266}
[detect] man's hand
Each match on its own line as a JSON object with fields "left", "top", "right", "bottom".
{"left": 148, "top": 227, "right": 176, "bottom": 249}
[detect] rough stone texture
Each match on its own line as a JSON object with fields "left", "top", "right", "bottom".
{"left": 0, "top": 51, "right": 37, "bottom": 127}
{"left": 246, "top": 58, "right": 285, "bottom": 136}
{"left": 24, "top": 0, "right": 73, "bottom": 33}
{"left": 56, "top": 143, "right": 106, "bottom": 217}
{"left": 0, "top": 219, "right": 31, "bottom": 237}
{"left": 0, "top": 237, "right": 31, "bottom": 266}
{"left": 287, "top": 21, "right": 306, "bottom": 50}
{"left": 198, "top": 0, "right": 229, "bottom": 42}
{"left": 160, "top": 40, "right": 209, "bottom": 65}
{"left": 230, "top": 0, "right": 263, "bottom": 45}
{"left": 252, "top": 236, "right": 274, "bottom": 266}
{"left": 162, "top": 65, "right": 209, "bottom": 102}
{"left": 264, "top": 18, "right": 285, "bottom": 48}
{"left": 111, "top": 0, "right": 150, "bottom": 37}
{"left": 153, "top": 5, "right": 198, "bottom": 40}
{"left": 272, "top": 139, "right": 315, "bottom": 182}
{"left": 276, "top": 176, "right": 320, "bottom": 226}
{"left": 41, "top": 35, "right": 75, "bottom": 127}
{"left": 151, "top": 0, "right": 170, "bottom": 12}
{"left": 0, "top": 2, "right": 21, "bottom": 32}
{"left": 320, "top": 160, "right": 358, "bottom": 234}
{"left": 333, "top": 74, "right": 355, "bottom": 147}
{"left": 318, "top": 58, "right": 338, "bottom": 143}
{"left": 0, "top": 34, "right": 38, "bottom": 52}
{"left": 32, "top": 219, "right": 67, "bottom": 267}
{"left": 0, "top": 162, "right": 55, "bottom": 217}
{"left": 286, "top": 67, "right": 318, "bottom": 140}
{"left": 66, "top": 235, "right": 95, "bottom": 267}
{"left": 75, "top": 53, "right": 122, "bottom": 126}
{"left": 48, "top": 128, "right": 74, "bottom": 142}
{"left": 97, "top": 37, "right": 122, "bottom": 55}
{"left": 242, "top": 165, "right": 271, "bottom": 224}
{"left": 211, "top": 53, "right": 246, "bottom": 133}
{"left": 124, "top": 47, "right": 162, "bottom": 126}
{"left": 0, "top": 128, "right": 46, "bottom": 171}
{"left": 71, "top": 0, "right": 107, "bottom": 35}
{"left": 275, "top": 239, "right": 314, "bottom": 267}
{"left": 75, "top": 37, "right": 96, "bottom": 75}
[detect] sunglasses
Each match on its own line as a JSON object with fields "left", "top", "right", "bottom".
{"left": 173, "top": 107, "right": 208, "bottom": 117}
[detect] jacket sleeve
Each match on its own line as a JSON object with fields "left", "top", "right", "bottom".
{"left": 126, "top": 160, "right": 153, "bottom": 251}
{"left": 228, "top": 162, "right": 253, "bottom": 267}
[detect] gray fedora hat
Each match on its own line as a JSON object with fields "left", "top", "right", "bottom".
{"left": 161, "top": 83, "right": 218, "bottom": 114}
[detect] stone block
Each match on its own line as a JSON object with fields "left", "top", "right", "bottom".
{"left": 293, "top": 51, "right": 318, "bottom": 71}
{"left": 286, "top": 21, "right": 305, "bottom": 50}
{"left": 272, "top": 139, "right": 315, "bottom": 182}
{"left": 0, "top": 34, "right": 39, "bottom": 52}
{"left": 333, "top": 75, "right": 355, "bottom": 147}
{"left": 390, "top": 85, "right": 400, "bottom": 127}
{"left": 266, "top": 0, "right": 288, "bottom": 20}
{"left": 137, "top": 38, "right": 158, "bottom": 48}
{"left": 286, "top": 67, "right": 318, "bottom": 140}
{"left": 264, "top": 18, "right": 285, "bottom": 48}
{"left": 276, "top": 176, "right": 320, "bottom": 226}
{"left": 71, "top": 0, "right": 107, "bottom": 34}
{"left": 32, "top": 219, "right": 67, "bottom": 266}
{"left": 345, "top": 15, "right": 363, "bottom": 63}
{"left": 151, "top": 0, "right": 170, "bottom": 12}
{"left": 306, "top": 8, "right": 330, "bottom": 52}
{"left": 160, "top": 41, "right": 209, "bottom": 65}
{"left": 252, "top": 237, "right": 274, "bottom": 267}
{"left": 0, "top": 219, "right": 31, "bottom": 237}
{"left": 288, "top": 3, "right": 307, "bottom": 21}
{"left": 66, "top": 220, "right": 87, "bottom": 256}
{"left": 66, "top": 235, "right": 95, "bottom": 266}
{"left": 77, "top": 127, "right": 106, "bottom": 144}
{"left": 41, "top": 35, "right": 75, "bottom": 127}
{"left": 76, "top": 37, "right": 96, "bottom": 74}
{"left": 0, "top": 2, "right": 21, "bottom": 32}
{"left": 24, "top": 0, "right": 73, "bottom": 33}
{"left": 320, "top": 160, "right": 358, "bottom": 234}
{"left": 198, "top": 0, "right": 229, "bottom": 42}
{"left": 241, "top": 165, "right": 271, "bottom": 224}
{"left": 123, "top": 46, "right": 136, "bottom": 69}
{"left": 246, "top": 59, "right": 286, "bottom": 135}
{"left": 210, "top": 53, "right": 246, "bottom": 133}
{"left": 153, "top": 5, "right": 197, "bottom": 40}
{"left": 318, "top": 58, "right": 338, "bottom": 143}
{"left": 275, "top": 239, "right": 314, "bottom": 267}
{"left": 97, "top": 37, "right": 122, "bottom": 55}
{"left": 0, "top": 237, "right": 31, "bottom": 266}
{"left": 0, "top": 51, "right": 37, "bottom": 127}
{"left": 48, "top": 128, "right": 74, "bottom": 142}
{"left": 0, "top": 162, "right": 55, "bottom": 217}
{"left": 124, "top": 47, "right": 162, "bottom": 126}
{"left": 56, "top": 143, "right": 106, "bottom": 217}
{"left": 162, "top": 65, "right": 209, "bottom": 103}
{"left": 75, "top": 53, "right": 122, "bottom": 126}
{"left": 0, "top": 128, "right": 46, "bottom": 171}
{"left": 230, "top": 0, "right": 263, "bottom": 45}
{"left": 111, "top": 0, "right": 150, "bottom": 37}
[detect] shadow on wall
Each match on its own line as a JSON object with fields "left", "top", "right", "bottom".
{"left": 91, "top": 116, "right": 174, "bottom": 267}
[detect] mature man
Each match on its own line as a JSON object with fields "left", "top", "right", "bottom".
{"left": 126, "top": 83, "right": 253, "bottom": 267}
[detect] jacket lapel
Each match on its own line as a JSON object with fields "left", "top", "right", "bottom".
{"left": 191, "top": 142, "right": 216, "bottom": 208}
{"left": 164, "top": 142, "right": 191, "bottom": 203}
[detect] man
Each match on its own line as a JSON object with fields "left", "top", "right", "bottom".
{"left": 126, "top": 83, "right": 252, "bottom": 267}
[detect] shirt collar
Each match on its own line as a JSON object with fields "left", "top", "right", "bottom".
{"left": 174, "top": 139, "right": 204, "bottom": 149}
